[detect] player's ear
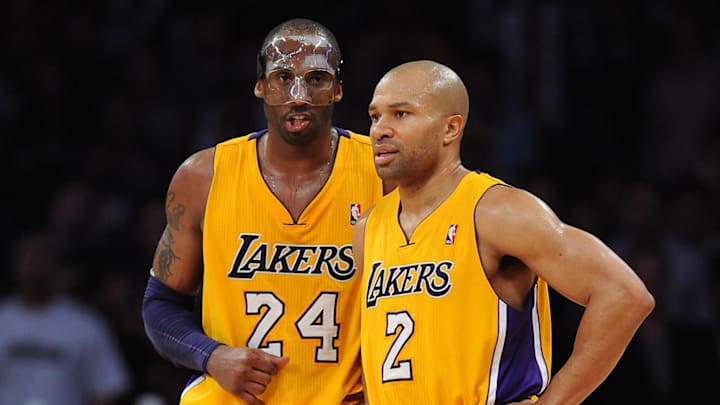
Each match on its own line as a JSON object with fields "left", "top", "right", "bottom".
{"left": 254, "top": 80, "right": 264, "bottom": 99}
{"left": 442, "top": 114, "right": 464, "bottom": 145}
{"left": 333, "top": 83, "right": 344, "bottom": 103}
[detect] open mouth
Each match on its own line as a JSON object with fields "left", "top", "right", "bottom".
{"left": 287, "top": 114, "right": 310, "bottom": 132}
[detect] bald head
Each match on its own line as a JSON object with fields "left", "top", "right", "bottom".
{"left": 377, "top": 60, "right": 469, "bottom": 121}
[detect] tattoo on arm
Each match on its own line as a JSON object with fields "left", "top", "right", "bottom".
{"left": 166, "top": 191, "right": 185, "bottom": 230}
{"left": 156, "top": 191, "right": 186, "bottom": 281}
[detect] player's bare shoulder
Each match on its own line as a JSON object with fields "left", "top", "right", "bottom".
{"left": 166, "top": 147, "right": 216, "bottom": 229}
{"left": 173, "top": 147, "right": 215, "bottom": 188}
{"left": 476, "top": 184, "right": 558, "bottom": 227}
{"left": 475, "top": 183, "right": 564, "bottom": 255}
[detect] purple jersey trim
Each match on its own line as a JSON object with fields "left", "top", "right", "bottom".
{"left": 495, "top": 285, "right": 547, "bottom": 402}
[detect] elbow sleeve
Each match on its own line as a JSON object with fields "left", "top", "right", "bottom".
{"left": 141, "top": 275, "right": 222, "bottom": 372}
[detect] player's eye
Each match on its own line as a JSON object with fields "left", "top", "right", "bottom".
{"left": 267, "top": 70, "right": 293, "bottom": 86}
{"left": 305, "top": 71, "right": 334, "bottom": 89}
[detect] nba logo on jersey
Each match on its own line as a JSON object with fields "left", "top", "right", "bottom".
{"left": 445, "top": 224, "right": 458, "bottom": 245}
{"left": 350, "top": 203, "right": 361, "bottom": 225}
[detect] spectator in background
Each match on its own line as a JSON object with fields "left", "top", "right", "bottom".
{"left": 659, "top": 180, "right": 720, "bottom": 401}
{"left": 607, "top": 178, "right": 720, "bottom": 403}
{"left": 0, "top": 230, "right": 131, "bottom": 405}
{"left": 642, "top": 4, "right": 720, "bottom": 182}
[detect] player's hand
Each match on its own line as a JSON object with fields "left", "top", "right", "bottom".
{"left": 205, "top": 345, "right": 290, "bottom": 404}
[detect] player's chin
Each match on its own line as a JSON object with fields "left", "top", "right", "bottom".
{"left": 374, "top": 166, "right": 398, "bottom": 182}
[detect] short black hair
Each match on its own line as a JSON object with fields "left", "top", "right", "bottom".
{"left": 256, "top": 18, "right": 343, "bottom": 83}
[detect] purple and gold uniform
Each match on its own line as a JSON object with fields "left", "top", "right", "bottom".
{"left": 180, "top": 128, "right": 383, "bottom": 404}
{"left": 360, "top": 171, "right": 552, "bottom": 405}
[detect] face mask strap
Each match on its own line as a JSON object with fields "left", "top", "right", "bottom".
{"left": 336, "top": 58, "right": 343, "bottom": 85}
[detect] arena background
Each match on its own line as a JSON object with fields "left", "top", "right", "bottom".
{"left": 1, "top": 1, "right": 719, "bottom": 403}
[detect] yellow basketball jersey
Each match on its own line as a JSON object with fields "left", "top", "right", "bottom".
{"left": 361, "top": 171, "right": 552, "bottom": 405}
{"left": 181, "top": 128, "right": 383, "bottom": 404}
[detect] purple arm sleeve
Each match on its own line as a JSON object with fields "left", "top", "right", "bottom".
{"left": 142, "top": 275, "right": 223, "bottom": 372}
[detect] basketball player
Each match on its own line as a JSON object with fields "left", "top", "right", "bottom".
{"left": 142, "top": 19, "right": 385, "bottom": 404}
{"left": 353, "top": 60, "right": 655, "bottom": 404}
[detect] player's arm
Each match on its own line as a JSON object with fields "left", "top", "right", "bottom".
{"left": 142, "top": 147, "right": 218, "bottom": 371}
{"left": 476, "top": 185, "right": 655, "bottom": 405}
{"left": 141, "top": 148, "right": 288, "bottom": 404}
{"left": 153, "top": 148, "right": 214, "bottom": 292}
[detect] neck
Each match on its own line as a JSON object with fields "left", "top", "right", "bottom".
{"left": 398, "top": 163, "right": 469, "bottom": 216}
{"left": 262, "top": 128, "right": 337, "bottom": 172}
{"left": 259, "top": 129, "right": 338, "bottom": 198}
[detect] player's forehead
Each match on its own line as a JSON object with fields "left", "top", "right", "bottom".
{"left": 370, "top": 73, "right": 429, "bottom": 110}
{"left": 262, "top": 33, "right": 339, "bottom": 71}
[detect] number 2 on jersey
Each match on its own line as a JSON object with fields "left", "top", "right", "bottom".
{"left": 383, "top": 311, "right": 414, "bottom": 382}
{"left": 245, "top": 291, "right": 339, "bottom": 362}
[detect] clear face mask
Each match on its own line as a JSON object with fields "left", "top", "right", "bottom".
{"left": 259, "top": 34, "right": 340, "bottom": 106}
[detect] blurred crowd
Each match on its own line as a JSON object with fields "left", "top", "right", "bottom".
{"left": 1, "top": 1, "right": 719, "bottom": 404}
